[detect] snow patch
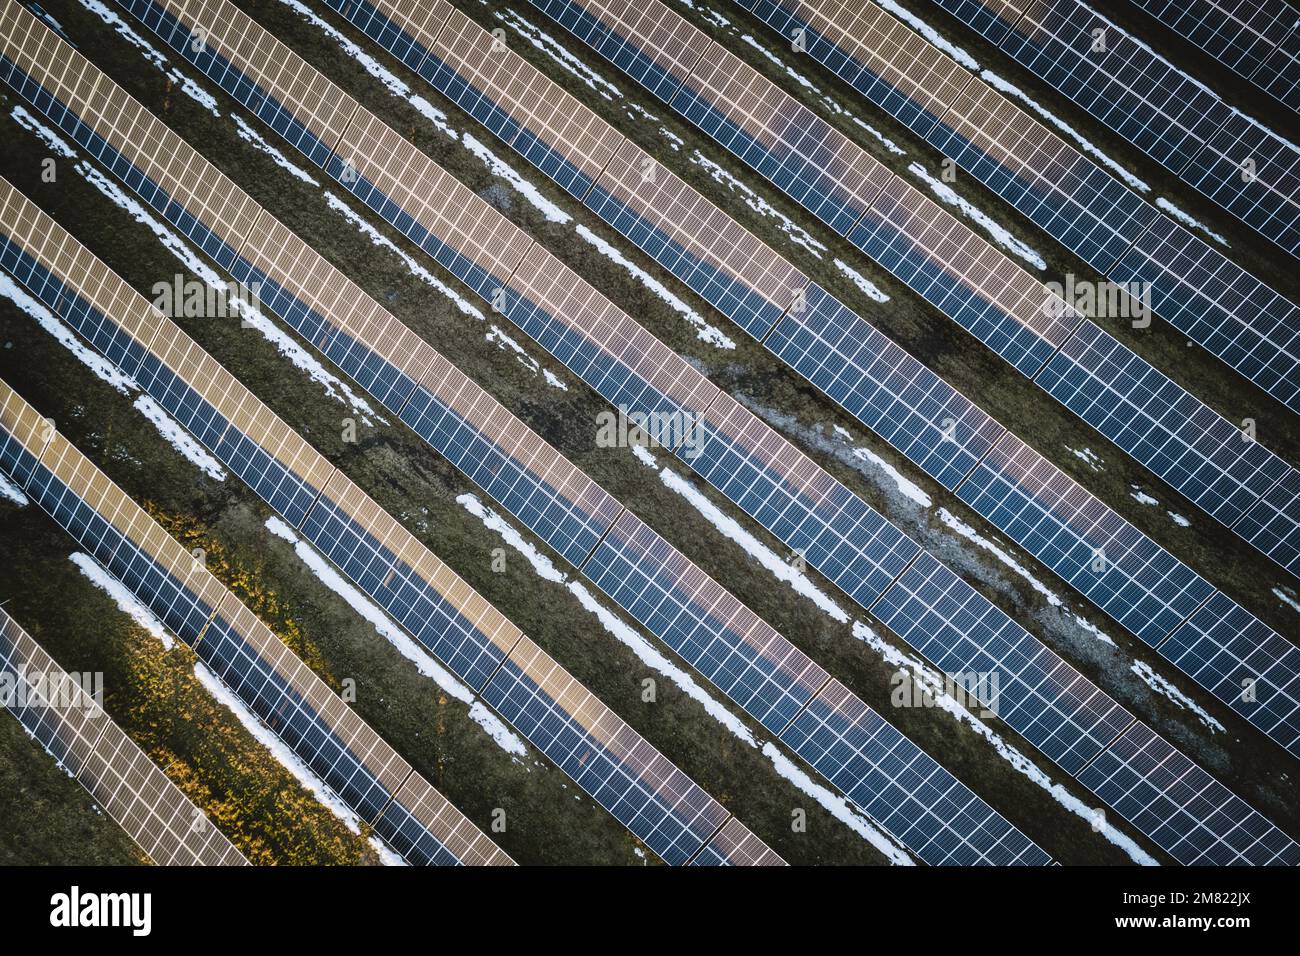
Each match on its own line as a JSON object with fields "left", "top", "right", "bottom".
{"left": 0, "top": 471, "right": 28, "bottom": 507}
{"left": 232, "top": 115, "right": 319, "bottom": 185}
{"left": 908, "top": 162, "right": 1046, "bottom": 269}
{"left": 1273, "top": 587, "right": 1300, "bottom": 615}
{"left": 938, "top": 508, "right": 1063, "bottom": 607}
{"left": 11, "top": 105, "right": 75, "bottom": 157}
{"left": 1130, "top": 487, "right": 1159, "bottom": 507}
{"left": 1131, "top": 660, "right": 1225, "bottom": 734}
{"left": 629, "top": 447, "right": 850, "bottom": 622}
{"left": 1069, "top": 446, "right": 1105, "bottom": 472}
{"left": 1074, "top": 614, "right": 1116, "bottom": 647}
{"left": 322, "top": 192, "right": 484, "bottom": 321}
{"left": 133, "top": 395, "right": 226, "bottom": 481}
{"left": 77, "top": 0, "right": 219, "bottom": 117}
{"left": 497, "top": 9, "right": 623, "bottom": 100}
{"left": 1156, "top": 198, "right": 1229, "bottom": 248}
{"left": 462, "top": 132, "right": 571, "bottom": 224}
{"left": 833, "top": 259, "right": 890, "bottom": 303}
{"left": 690, "top": 151, "right": 827, "bottom": 258}
{"left": 1168, "top": 512, "right": 1190, "bottom": 528}
{"left": 575, "top": 224, "right": 735, "bottom": 349}
{"left": 71, "top": 553, "right": 173, "bottom": 650}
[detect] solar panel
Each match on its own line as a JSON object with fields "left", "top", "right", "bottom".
{"left": 1234, "top": 469, "right": 1300, "bottom": 576}
{"left": 689, "top": 816, "right": 787, "bottom": 866}
{"left": 1079, "top": 720, "right": 1300, "bottom": 864}
{"left": 871, "top": 551, "right": 1136, "bottom": 775}
{"left": 1034, "top": 320, "right": 1292, "bottom": 527}
{"left": 0, "top": 608, "right": 250, "bottom": 865}
{"left": 1126, "top": 0, "right": 1300, "bottom": 112}
{"left": 1160, "top": 593, "right": 1300, "bottom": 754}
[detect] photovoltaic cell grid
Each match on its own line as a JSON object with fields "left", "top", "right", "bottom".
{"left": 0, "top": 608, "right": 249, "bottom": 866}
{"left": 0, "top": 182, "right": 778, "bottom": 868}
{"left": 0, "top": 28, "right": 1043, "bottom": 867}
{"left": 1126, "top": 0, "right": 1300, "bottom": 112}
{"left": 85, "top": 5, "right": 1055, "bottom": 864}
{"left": 40, "top": 1, "right": 1300, "bottom": 858}
{"left": 116, "top": 0, "right": 1300, "bottom": 842}
{"left": 524, "top": 0, "right": 1300, "bottom": 575}
{"left": 0, "top": 381, "right": 510, "bottom": 867}
{"left": 754, "top": 0, "right": 1300, "bottom": 412}
{"left": 949, "top": 0, "right": 1300, "bottom": 255}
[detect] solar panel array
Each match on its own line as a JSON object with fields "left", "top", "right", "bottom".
{"left": 0, "top": 607, "right": 249, "bottom": 866}
{"left": 0, "top": 180, "right": 781, "bottom": 868}
{"left": 510, "top": 0, "right": 1300, "bottom": 581}
{"left": 215, "top": 0, "right": 1300, "bottom": 757}
{"left": 67, "top": 0, "right": 1300, "bottom": 861}
{"left": 739, "top": 0, "right": 1300, "bottom": 412}
{"left": 1126, "top": 0, "right": 1300, "bottom": 112}
{"left": 0, "top": 380, "right": 512, "bottom": 867}
{"left": 931, "top": 0, "right": 1300, "bottom": 260}
{"left": 0, "top": 22, "right": 1045, "bottom": 866}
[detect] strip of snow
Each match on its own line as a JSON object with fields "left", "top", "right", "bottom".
{"left": 852, "top": 621, "right": 1156, "bottom": 864}
{"left": 742, "top": 33, "right": 816, "bottom": 90}
{"left": 70, "top": 552, "right": 174, "bottom": 650}
{"left": 232, "top": 115, "right": 319, "bottom": 185}
{"left": 0, "top": 272, "right": 135, "bottom": 394}
{"left": 263, "top": 517, "right": 526, "bottom": 758}
{"left": 497, "top": 9, "right": 623, "bottom": 100}
{"left": 455, "top": 492, "right": 760, "bottom": 743}
{"left": 322, "top": 192, "right": 485, "bottom": 321}
{"left": 1156, "top": 198, "right": 1229, "bottom": 247}
{"left": 133, "top": 395, "right": 226, "bottom": 481}
{"left": 542, "top": 369, "right": 568, "bottom": 390}
{"left": 839, "top": 431, "right": 933, "bottom": 508}
{"left": 192, "top": 663, "right": 403, "bottom": 864}
{"left": 908, "top": 162, "right": 1046, "bottom": 269}
{"left": 0, "top": 471, "right": 28, "bottom": 507}
{"left": 1168, "top": 512, "right": 1190, "bottom": 528}
{"left": 77, "top": 0, "right": 219, "bottom": 117}
{"left": 1273, "top": 587, "right": 1300, "bottom": 615}
{"left": 274, "top": 0, "right": 456, "bottom": 139}
{"left": 11, "top": 105, "right": 76, "bottom": 157}
{"left": 873, "top": 0, "right": 980, "bottom": 70}
{"left": 629, "top": 445, "right": 850, "bottom": 622}
{"left": 760, "top": 742, "right": 913, "bottom": 865}
{"left": 938, "top": 507, "right": 1063, "bottom": 607}
{"left": 980, "top": 70, "right": 1150, "bottom": 193}
{"left": 461, "top": 132, "right": 572, "bottom": 224}
{"left": 1131, "top": 660, "right": 1225, "bottom": 734}
{"left": 575, "top": 224, "right": 735, "bottom": 349}
{"left": 1074, "top": 614, "right": 1117, "bottom": 647}
{"left": 690, "top": 151, "right": 828, "bottom": 258}
{"left": 833, "top": 259, "right": 890, "bottom": 303}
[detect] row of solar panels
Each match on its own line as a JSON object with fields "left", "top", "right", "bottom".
{"left": 1127, "top": 0, "right": 1300, "bottom": 112}
{"left": 0, "top": 72, "right": 1044, "bottom": 869}
{"left": 915, "top": 0, "right": 1300, "bottom": 254}
{"left": 68, "top": 0, "right": 1300, "bottom": 863}
{"left": 0, "top": 182, "right": 786, "bottom": 869}
{"left": 0, "top": 608, "right": 249, "bottom": 865}
{"left": 0, "top": 382, "right": 514, "bottom": 867}
{"left": 257, "top": 0, "right": 1300, "bottom": 758}
{"left": 769, "top": 0, "right": 1300, "bottom": 410}
{"left": 518, "top": 0, "right": 1300, "bottom": 580}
